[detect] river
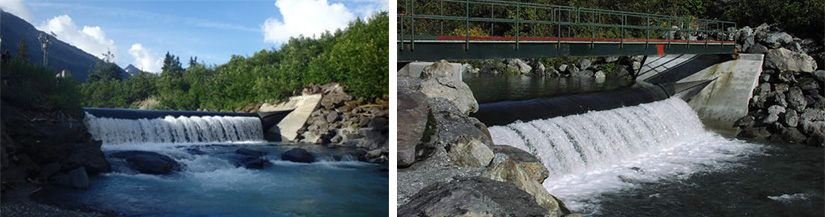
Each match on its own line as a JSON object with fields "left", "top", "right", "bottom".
{"left": 32, "top": 111, "right": 388, "bottom": 216}
{"left": 469, "top": 74, "right": 824, "bottom": 216}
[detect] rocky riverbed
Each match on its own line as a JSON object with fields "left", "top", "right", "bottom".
{"left": 730, "top": 24, "right": 824, "bottom": 146}
{"left": 397, "top": 60, "right": 577, "bottom": 217}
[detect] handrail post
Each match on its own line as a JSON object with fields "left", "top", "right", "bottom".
{"left": 646, "top": 16, "right": 650, "bottom": 48}
{"left": 465, "top": 0, "right": 469, "bottom": 51}
{"left": 411, "top": 0, "right": 415, "bottom": 50}
{"left": 516, "top": 3, "right": 520, "bottom": 50}
{"left": 620, "top": 14, "right": 625, "bottom": 49}
{"left": 440, "top": 0, "right": 444, "bottom": 35}
{"left": 590, "top": 11, "right": 595, "bottom": 48}
{"left": 400, "top": 0, "right": 406, "bottom": 51}
{"left": 555, "top": 8, "right": 560, "bottom": 50}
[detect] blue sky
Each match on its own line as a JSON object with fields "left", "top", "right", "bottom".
{"left": 1, "top": 0, "right": 388, "bottom": 72}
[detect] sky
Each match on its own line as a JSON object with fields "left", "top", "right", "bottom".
{"left": 0, "top": 0, "right": 388, "bottom": 73}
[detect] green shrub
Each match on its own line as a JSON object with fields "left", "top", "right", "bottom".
{"left": 1, "top": 60, "right": 82, "bottom": 114}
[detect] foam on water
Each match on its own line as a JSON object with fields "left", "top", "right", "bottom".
{"left": 489, "top": 97, "right": 763, "bottom": 214}
{"left": 84, "top": 113, "right": 263, "bottom": 145}
{"left": 768, "top": 193, "right": 810, "bottom": 203}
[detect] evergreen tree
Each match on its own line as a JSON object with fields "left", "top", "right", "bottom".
{"left": 162, "top": 52, "right": 184, "bottom": 77}
{"left": 16, "top": 40, "right": 28, "bottom": 61}
{"left": 188, "top": 56, "right": 199, "bottom": 68}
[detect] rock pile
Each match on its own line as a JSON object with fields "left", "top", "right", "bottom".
{"left": 1, "top": 103, "right": 111, "bottom": 190}
{"left": 291, "top": 83, "right": 389, "bottom": 163}
{"left": 465, "top": 56, "right": 642, "bottom": 81}
{"left": 397, "top": 60, "right": 574, "bottom": 217}
{"left": 732, "top": 24, "right": 824, "bottom": 146}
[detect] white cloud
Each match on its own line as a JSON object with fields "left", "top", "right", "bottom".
{"left": 128, "top": 44, "right": 162, "bottom": 73}
{"left": 352, "top": 0, "right": 389, "bottom": 18}
{"left": 261, "top": 0, "right": 356, "bottom": 44}
{"left": 0, "top": 0, "right": 33, "bottom": 22}
{"left": 37, "top": 15, "right": 117, "bottom": 61}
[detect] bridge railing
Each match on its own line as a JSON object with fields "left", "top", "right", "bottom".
{"left": 398, "top": 0, "right": 737, "bottom": 51}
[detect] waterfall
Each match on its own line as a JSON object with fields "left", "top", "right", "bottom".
{"left": 85, "top": 113, "right": 264, "bottom": 145}
{"left": 489, "top": 97, "right": 709, "bottom": 176}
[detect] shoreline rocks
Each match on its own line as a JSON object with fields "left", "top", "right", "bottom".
{"left": 264, "top": 83, "right": 389, "bottom": 164}
{"left": 732, "top": 24, "right": 824, "bottom": 146}
{"left": 397, "top": 61, "right": 571, "bottom": 216}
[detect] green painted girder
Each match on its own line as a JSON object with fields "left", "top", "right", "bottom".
{"left": 397, "top": 40, "right": 735, "bottom": 62}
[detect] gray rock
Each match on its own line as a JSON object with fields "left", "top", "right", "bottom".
{"left": 505, "top": 59, "right": 532, "bottom": 74}
{"left": 603, "top": 56, "right": 619, "bottom": 63}
{"left": 762, "top": 32, "right": 793, "bottom": 48}
{"left": 398, "top": 176, "right": 552, "bottom": 217}
{"left": 428, "top": 98, "right": 494, "bottom": 149}
{"left": 733, "top": 115, "right": 755, "bottom": 128}
{"left": 578, "top": 59, "right": 592, "bottom": 70}
{"left": 738, "top": 126, "right": 771, "bottom": 139}
{"left": 786, "top": 88, "right": 807, "bottom": 111}
{"left": 109, "top": 151, "right": 180, "bottom": 175}
{"left": 798, "top": 78, "right": 820, "bottom": 91}
{"left": 419, "top": 60, "right": 479, "bottom": 114}
{"left": 778, "top": 71, "right": 796, "bottom": 83}
{"left": 567, "top": 65, "right": 580, "bottom": 76}
{"left": 783, "top": 110, "right": 799, "bottom": 127}
{"left": 754, "top": 83, "right": 771, "bottom": 96}
{"left": 764, "top": 113, "right": 780, "bottom": 124}
{"left": 748, "top": 43, "right": 769, "bottom": 54}
{"left": 771, "top": 92, "right": 788, "bottom": 107}
{"left": 558, "top": 64, "right": 569, "bottom": 73}
{"left": 320, "top": 92, "right": 353, "bottom": 109}
{"left": 594, "top": 71, "right": 606, "bottom": 80}
{"left": 800, "top": 108, "right": 825, "bottom": 122}
{"left": 532, "top": 61, "right": 546, "bottom": 76}
{"left": 571, "top": 70, "right": 594, "bottom": 77}
{"left": 813, "top": 70, "right": 825, "bottom": 82}
{"left": 774, "top": 83, "right": 789, "bottom": 92}
{"left": 767, "top": 105, "right": 787, "bottom": 114}
{"left": 281, "top": 148, "right": 316, "bottom": 163}
{"left": 445, "top": 136, "right": 494, "bottom": 167}
{"left": 483, "top": 146, "right": 561, "bottom": 214}
{"left": 50, "top": 167, "right": 89, "bottom": 188}
{"left": 780, "top": 127, "right": 807, "bottom": 144}
{"left": 765, "top": 48, "right": 818, "bottom": 73}
{"left": 325, "top": 112, "right": 339, "bottom": 123}
{"left": 545, "top": 67, "right": 560, "bottom": 77}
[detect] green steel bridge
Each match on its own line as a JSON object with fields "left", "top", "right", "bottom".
{"left": 398, "top": 0, "right": 738, "bottom": 62}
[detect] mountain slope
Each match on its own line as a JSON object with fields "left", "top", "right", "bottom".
{"left": 1, "top": 10, "right": 121, "bottom": 82}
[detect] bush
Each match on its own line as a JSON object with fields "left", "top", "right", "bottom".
{"left": 1, "top": 60, "right": 82, "bottom": 114}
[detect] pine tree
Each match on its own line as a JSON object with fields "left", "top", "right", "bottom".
{"left": 162, "top": 52, "right": 183, "bottom": 77}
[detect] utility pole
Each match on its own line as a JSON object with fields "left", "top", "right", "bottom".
{"left": 38, "top": 32, "right": 53, "bottom": 66}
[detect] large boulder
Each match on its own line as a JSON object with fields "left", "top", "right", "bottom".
{"left": 765, "top": 48, "right": 818, "bottom": 73}
{"left": 397, "top": 88, "right": 430, "bottom": 167}
{"left": 428, "top": 97, "right": 493, "bottom": 149}
{"left": 281, "top": 148, "right": 316, "bottom": 163}
{"left": 483, "top": 146, "right": 562, "bottom": 214}
{"left": 109, "top": 151, "right": 180, "bottom": 175}
{"left": 419, "top": 60, "right": 479, "bottom": 114}
{"left": 398, "top": 176, "right": 553, "bottom": 217}
{"left": 50, "top": 166, "right": 89, "bottom": 188}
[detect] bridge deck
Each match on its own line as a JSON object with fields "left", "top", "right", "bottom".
{"left": 399, "top": 36, "right": 735, "bottom": 61}
{"left": 398, "top": 0, "right": 737, "bottom": 62}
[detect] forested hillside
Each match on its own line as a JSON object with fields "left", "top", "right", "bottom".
{"left": 82, "top": 12, "right": 389, "bottom": 111}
